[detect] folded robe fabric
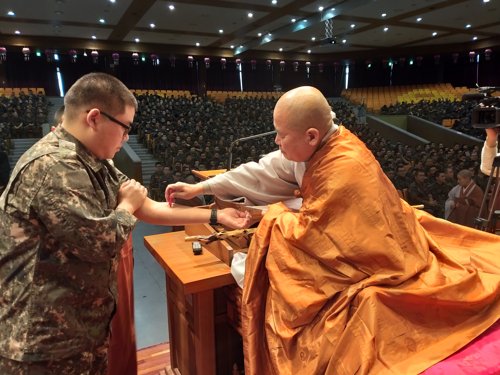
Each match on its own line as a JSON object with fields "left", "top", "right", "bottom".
{"left": 241, "top": 126, "right": 500, "bottom": 375}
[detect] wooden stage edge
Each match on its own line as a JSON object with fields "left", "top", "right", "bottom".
{"left": 137, "top": 342, "right": 179, "bottom": 375}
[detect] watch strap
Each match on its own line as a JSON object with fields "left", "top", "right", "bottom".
{"left": 209, "top": 208, "right": 218, "bottom": 225}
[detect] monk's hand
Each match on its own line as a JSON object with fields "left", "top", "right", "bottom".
{"left": 165, "top": 182, "right": 200, "bottom": 202}
{"left": 218, "top": 208, "right": 252, "bottom": 229}
{"left": 118, "top": 179, "right": 147, "bottom": 214}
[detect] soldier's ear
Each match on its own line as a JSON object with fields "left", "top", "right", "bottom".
{"left": 86, "top": 109, "right": 100, "bottom": 130}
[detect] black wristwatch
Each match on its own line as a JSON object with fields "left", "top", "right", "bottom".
{"left": 209, "top": 208, "right": 218, "bottom": 225}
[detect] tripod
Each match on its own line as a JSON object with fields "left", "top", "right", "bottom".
{"left": 475, "top": 155, "right": 500, "bottom": 233}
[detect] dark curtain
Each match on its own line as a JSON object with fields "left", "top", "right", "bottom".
{"left": 206, "top": 59, "right": 239, "bottom": 91}
{"left": 242, "top": 61, "right": 275, "bottom": 92}
{"left": 4, "top": 47, "right": 59, "bottom": 95}
{"left": 3, "top": 46, "right": 499, "bottom": 96}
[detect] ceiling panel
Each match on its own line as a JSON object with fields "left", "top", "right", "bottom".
{"left": 401, "top": 1, "right": 500, "bottom": 29}
{"left": 138, "top": 2, "right": 268, "bottom": 35}
{"left": 0, "top": 0, "right": 498, "bottom": 60}
{"left": 0, "top": 21, "right": 113, "bottom": 40}
{"left": 1, "top": 0, "right": 133, "bottom": 24}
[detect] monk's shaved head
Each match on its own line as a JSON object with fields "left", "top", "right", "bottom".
{"left": 274, "top": 86, "right": 332, "bottom": 136}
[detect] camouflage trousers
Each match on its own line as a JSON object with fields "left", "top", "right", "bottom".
{"left": 0, "top": 350, "right": 107, "bottom": 375}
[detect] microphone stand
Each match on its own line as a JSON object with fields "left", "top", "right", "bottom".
{"left": 226, "top": 130, "right": 276, "bottom": 170}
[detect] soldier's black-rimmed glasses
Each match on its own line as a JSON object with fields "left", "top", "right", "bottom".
{"left": 87, "top": 110, "right": 132, "bottom": 134}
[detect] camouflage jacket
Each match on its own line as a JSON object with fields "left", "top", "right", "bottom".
{"left": 0, "top": 126, "right": 137, "bottom": 362}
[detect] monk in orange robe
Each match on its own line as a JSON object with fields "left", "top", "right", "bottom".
{"left": 241, "top": 87, "right": 500, "bottom": 375}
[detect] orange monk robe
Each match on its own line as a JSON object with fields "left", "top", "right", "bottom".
{"left": 108, "top": 235, "right": 138, "bottom": 375}
{"left": 241, "top": 127, "right": 500, "bottom": 375}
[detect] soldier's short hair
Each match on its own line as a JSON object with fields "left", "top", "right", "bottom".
{"left": 64, "top": 72, "right": 137, "bottom": 120}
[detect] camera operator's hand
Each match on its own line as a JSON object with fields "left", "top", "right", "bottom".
{"left": 485, "top": 128, "right": 499, "bottom": 147}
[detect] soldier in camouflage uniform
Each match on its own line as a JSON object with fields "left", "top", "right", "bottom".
{"left": 0, "top": 72, "right": 251, "bottom": 375}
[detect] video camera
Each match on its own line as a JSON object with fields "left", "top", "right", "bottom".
{"left": 463, "top": 85, "right": 500, "bottom": 129}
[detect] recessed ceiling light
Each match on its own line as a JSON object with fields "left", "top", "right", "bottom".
{"left": 483, "top": 0, "right": 490, "bottom": 3}
{"left": 169, "top": 5, "right": 175, "bottom": 11}
{"left": 432, "top": 32, "right": 437, "bottom": 36}
{"left": 272, "top": 0, "right": 277, "bottom": 4}
{"left": 230, "top": 45, "right": 234, "bottom": 49}
{"left": 15, "top": 30, "right": 21, "bottom": 34}
{"left": 239, "top": 45, "right": 243, "bottom": 48}
{"left": 350, "top": 24, "right": 355, "bottom": 28}
{"left": 196, "top": 42, "right": 200, "bottom": 46}
{"left": 307, "top": 49, "right": 311, "bottom": 53}
{"left": 7, "top": 10, "right": 15, "bottom": 16}
{"left": 248, "top": 12, "right": 253, "bottom": 18}
{"left": 416, "top": 17, "right": 422, "bottom": 22}
{"left": 150, "top": 23, "right": 156, "bottom": 28}
{"left": 381, "top": 13, "right": 387, "bottom": 17}
{"left": 342, "top": 39, "right": 347, "bottom": 44}
{"left": 109, "top": 0, "right": 116, "bottom": 3}
{"left": 92, "top": 35, "right": 97, "bottom": 39}
{"left": 311, "top": 37, "right": 316, "bottom": 41}
{"left": 268, "top": 33, "right": 272, "bottom": 36}
{"left": 258, "top": 32, "right": 262, "bottom": 36}
{"left": 472, "top": 36, "right": 478, "bottom": 40}
{"left": 291, "top": 18, "right": 296, "bottom": 23}
{"left": 279, "top": 47, "right": 283, "bottom": 52}
{"left": 383, "top": 27, "right": 389, "bottom": 32}
{"left": 318, "top": 6, "right": 324, "bottom": 11}
{"left": 135, "top": 37, "right": 140, "bottom": 42}
{"left": 219, "top": 29, "right": 224, "bottom": 34}
{"left": 465, "top": 24, "right": 471, "bottom": 28}
{"left": 99, "top": 18, "right": 105, "bottom": 24}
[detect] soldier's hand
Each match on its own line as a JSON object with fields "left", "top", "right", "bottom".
{"left": 117, "top": 179, "right": 147, "bottom": 214}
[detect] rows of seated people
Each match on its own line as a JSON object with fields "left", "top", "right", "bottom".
{"left": 380, "top": 98, "right": 486, "bottom": 140}
{"left": 342, "top": 83, "right": 470, "bottom": 113}
{"left": 134, "top": 92, "right": 488, "bottom": 228}
{"left": 0, "top": 92, "right": 48, "bottom": 153}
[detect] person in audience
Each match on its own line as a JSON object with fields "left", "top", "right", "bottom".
{"left": 166, "top": 86, "right": 499, "bottom": 374}
{"left": 0, "top": 73, "right": 250, "bottom": 375}
{"left": 148, "top": 161, "right": 164, "bottom": 200}
{"left": 445, "top": 169, "right": 484, "bottom": 227}
{"left": 444, "top": 165, "right": 456, "bottom": 188}
{"left": 392, "top": 163, "right": 411, "bottom": 191}
{"left": 428, "top": 169, "right": 449, "bottom": 218}
{"left": 0, "top": 143, "right": 10, "bottom": 194}
{"left": 51, "top": 104, "right": 65, "bottom": 131}
{"left": 407, "top": 169, "right": 439, "bottom": 214}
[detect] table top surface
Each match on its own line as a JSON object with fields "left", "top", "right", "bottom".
{"left": 191, "top": 169, "right": 226, "bottom": 181}
{"left": 144, "top": 230, "right": 235, "bottom": 294}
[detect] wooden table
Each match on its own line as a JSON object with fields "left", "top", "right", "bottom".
{"left": 144, "top": 231, "right": 242, "bottom": 375}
